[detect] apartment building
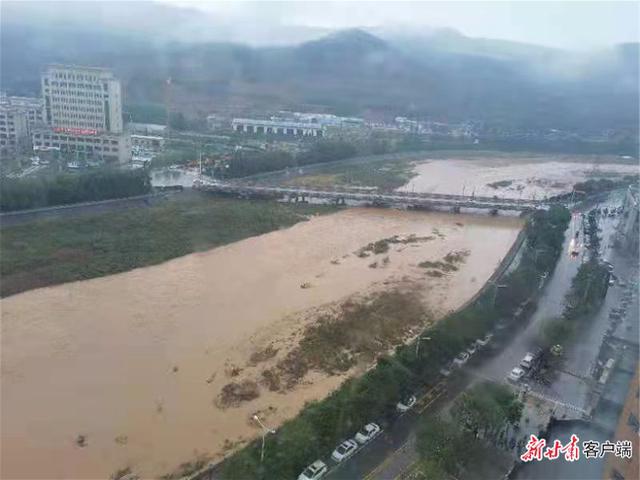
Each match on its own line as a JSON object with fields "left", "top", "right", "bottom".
{"left": 0, "top": 105, "right": 30, "bottom": 157}
{"left": 0, "top": 93, "right": 44, "bottom": 126}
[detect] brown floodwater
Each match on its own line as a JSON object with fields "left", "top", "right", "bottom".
{"left": 1, "top": 208, "right": 522, "bottom": 479}
{"left": 400, "top": 156, "right": 638, "bottom": 199}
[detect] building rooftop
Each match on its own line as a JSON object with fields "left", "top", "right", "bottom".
{"left": 232, "top": 118, "right": 324, "bottom": 129}
{"left": 45, "top": 64, "right": 115, "bottom": 73}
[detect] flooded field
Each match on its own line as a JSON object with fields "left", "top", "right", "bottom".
{"left": 1, "top": 208, "right": 523, "bottom": 479}
{"left": 400, "top": 156, "right": 638, "bottom": 199}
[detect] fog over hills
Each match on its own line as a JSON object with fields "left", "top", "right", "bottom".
{"left": 1, "top": 1, "right": 638, "bottom": 132}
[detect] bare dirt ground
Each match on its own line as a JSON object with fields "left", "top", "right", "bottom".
{"left": 399, "top": 154, "right": 638, "bottom": 199}
{"left": 1, "top": 208, "right": 522, "bottom": 479}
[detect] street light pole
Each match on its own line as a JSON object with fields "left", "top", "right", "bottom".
{"left": 489, "top": 281, "right": 507, "bottom": 307}
{"left": 253, "top": 414, "right": 276, "bottom": 463}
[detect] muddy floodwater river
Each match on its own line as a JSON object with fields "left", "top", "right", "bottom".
{"left": 401, "top": 156, "right": 638, "bottom": 199}
{"left": 1, "top": 208, "right": 523, "bottom": 479}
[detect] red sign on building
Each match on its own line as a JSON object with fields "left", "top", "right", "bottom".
{"left": 53, "top": 127, "right": 99, "bottom": 136}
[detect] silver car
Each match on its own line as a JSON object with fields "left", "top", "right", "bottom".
{"left": 355, "top": 422, "right": 382, "bottom": 444}
{"left": 298, "top": 460, "right": 328, "bottom": 480}
{"left": 331, "top": 439, "right": 358, "bottom": 462}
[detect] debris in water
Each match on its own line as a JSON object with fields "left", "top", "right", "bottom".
{"left": 217, "top": 380, "right": 260, "bottom": 408}
{"left": 76, "top": 434, "right": 87, "bottom": 447}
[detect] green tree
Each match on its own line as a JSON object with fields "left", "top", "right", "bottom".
{"left": 538, "top": 316, "right": 573, "bottom": 349}
{"left": 416, "top": 416, "right": 463, "bottom": 474}
{"left": 451, "top": 382, "right": 523, "bottom": 439}
{"left": 169, "top": 111, "right": 188, "bottom": 131}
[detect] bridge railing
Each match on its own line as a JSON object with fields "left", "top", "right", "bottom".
{"left": 197, "top": 181, "right": 549, "bottom": 211}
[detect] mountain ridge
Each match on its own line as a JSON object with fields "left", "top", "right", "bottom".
{"left": 1, "top": 8, "right": 637, "bottom": 132}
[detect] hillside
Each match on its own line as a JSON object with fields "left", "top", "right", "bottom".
{"left": 1, "top": 7, "right": 638, "bottom": 132}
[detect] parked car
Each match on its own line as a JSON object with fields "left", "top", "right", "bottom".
{"left": 298, "top": 460, "right": 328, "bottom": 480}
{"left": 466, "top": 344, "right": 477, "bottom": 356}
{"left": 508, "top": 367, "right": 526, "bottom": 382}
{"left": 453, "top": 351, "right": 470, "bottom": 367}
{"left": 355, "top": 423, "right": 382, "bottom": 444}
{"left": 396, "top": 395, "right": 417, "bottom": 413}
{"left": 331, "top": 439, "right": 358, "bottom": 462}
{"left": 476, "top": 333, "right": 494, "bottom": 347}
{"left": 520, "top": 353, "right": 535, "bottom": 370}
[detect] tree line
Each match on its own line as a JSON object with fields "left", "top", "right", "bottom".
{"left": 217, "top": 206, "right": 571, "bottom": 480}
{"left": 220, "top": 140, "right": 358, "bottom": 178}
{"left": 0, "top": 169, "right": 152, "bottom": 212}
{"left": 416, "top": 382, "right": 523, "bottom": 478}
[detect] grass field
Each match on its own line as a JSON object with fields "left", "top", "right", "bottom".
{"left": 0, "top": 194, "right": 335, "bottom": 297}
{"left": 283, "top": 156, "right": 417, "bottom": 190}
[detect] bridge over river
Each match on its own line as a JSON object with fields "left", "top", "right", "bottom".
{"left": 194, "top": 180, "right": 556, "bottom": 212}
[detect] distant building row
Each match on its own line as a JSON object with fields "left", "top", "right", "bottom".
{"left": 231, "top": 118, "right": 325, "bottom": 137}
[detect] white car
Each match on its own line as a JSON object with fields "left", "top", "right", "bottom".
{"left": 440, "top": 364, "right": 453, "bottom": 377}
{"left": 466, "top": 344, "right": 477, "bottom": 356}
{"left": 396, "top": 395, "right": 417, "bottom": 413}
{"left": 520, "top": 353, "right": 535, "bottom": 370}
{"left": 355, "top": 422, "right": 382, "bottom": 444}
{"left": 298, "top": 460, "right": 328, "bottom": 480}
{"left": 453, "top": 351, "right": 470, "bottom": 367}
{"left": 508, "top": 367, "right": 526, "bottom": 382}
{"left": 331, "top": 439, "right": 358, "bottom": 462}
{"left": 476, "top": 334, "right": 494, "bottom": 347}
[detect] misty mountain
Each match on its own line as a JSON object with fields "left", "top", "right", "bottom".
{"left": 0, "top": 0, "right": 331, "bottom": 46}
{"left": 1, "top": 6, "right": 638, "bottom": 133}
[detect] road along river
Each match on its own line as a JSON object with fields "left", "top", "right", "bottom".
{"left": 1, "top": 207, "right": 523, "bottom": 479}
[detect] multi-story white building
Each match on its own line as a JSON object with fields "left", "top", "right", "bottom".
{"left": 42, "top": 65, "right": 123, "bottom": 134}
{"left": 32, "top": 129, "right": 131, "bottom": 164}
{"left": 0, "top": 93, "right": 44, "bottom": 126}
{"left": 32, "top": 65, "right": 130, "bottom": 164}
{"left": 0, "top": 105, "right": 30, "bottom": 157}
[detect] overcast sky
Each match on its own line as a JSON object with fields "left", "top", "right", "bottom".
{"left": 166, "top": 0, "right": 639, "bottom": 49}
